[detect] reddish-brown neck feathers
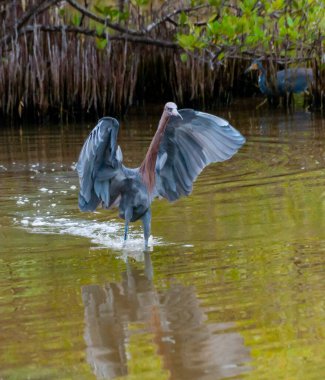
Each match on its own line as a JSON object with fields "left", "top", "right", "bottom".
{"left": 139, "top": 111, "right": 169, "bottom": 193}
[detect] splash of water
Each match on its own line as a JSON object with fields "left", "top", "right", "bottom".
{"left": 18, "top": 215, "right": 164, "bottom": 258}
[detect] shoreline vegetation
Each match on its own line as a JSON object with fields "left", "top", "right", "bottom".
{"left": 0, "top": 0, "right": 323, "bottom": 123}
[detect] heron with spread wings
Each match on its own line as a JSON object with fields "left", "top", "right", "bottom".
{"left": 77, "top": 102, "right": 245, "bottom": 248}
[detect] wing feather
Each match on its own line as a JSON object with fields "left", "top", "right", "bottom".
{"left": 155, "top": 109, "right": 245, "bottom": 201}
{"left": 76, "top": 117, "right": 123, "bottom": 211}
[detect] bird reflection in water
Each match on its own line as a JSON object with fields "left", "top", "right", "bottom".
{"left": 81, "top": 253, "right": 251, "bottom": 380}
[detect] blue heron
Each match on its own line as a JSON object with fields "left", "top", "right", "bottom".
{"left": 77, "top": 103, "right": 245, "bottom": 248}
{"left": 246, "top": 60, "right": 313, "bottom": 106}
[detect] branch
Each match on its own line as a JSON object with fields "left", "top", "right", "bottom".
{"left": 66, "top": 0, "right": 143, "bottom": 36}
{"left": 20, "top": 24, "right": 179, "bottom": 49}
{"left": 0, "top": 0, "right": 60, "bottom": 45}
{"left": 15, "top": 0, "right": 59, "bottom": 31}
{"left": 145, "top": 4, "right": 210, "bottom": 32}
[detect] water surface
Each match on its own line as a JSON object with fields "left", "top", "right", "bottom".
{"left": 1, "top": 102, "right": 325, "bottom": 379}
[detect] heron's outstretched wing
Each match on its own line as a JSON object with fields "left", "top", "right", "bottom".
{"left": 76, "top": 117, "right": 123, "bottom": 211}
{"left": 155, "top": 109, "right": 245, "bottom": 201}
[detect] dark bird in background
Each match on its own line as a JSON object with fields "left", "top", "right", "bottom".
{"left": 246, "top": 60, "right": 314, "bottom": 106}
{"left": 77, "top": 102, "right": 245, "bottom": 248}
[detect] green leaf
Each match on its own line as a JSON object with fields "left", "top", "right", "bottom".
{"left": 134, "top": 0, "right": 150, "bottom": 6}
{"left": 96, "top": 38, "right": 108, "bottom": 50}
{"left": 245, "top": 35, "right": 258, "bottom": 46}
{"left": 207, "top": 20, "right": 221, "bottom": 34}
{"left": 72, "top": 13, "right": 81, "bottom": 26}
{"left": 118, "top": 11, "right": 129, "bottom": 22}
{"left": 180, "top": 53, "right": 188, "bottom": 63}
{"left": 96, "top": 24, "right": 105, "bottom": 36}
{"left": 287, "top": 16, "right": 294, "bottom": 27}
{"left": 58, "top": 8, "right": 65, "bottom": 17}
{"left": 220, "top": 16, "right": 236, "bottom": 38}
{"left": 272, "top": 0, "right": 284, "bottom": 10}
{"left": 217, "top": 52, "right": 225, "bottom": 61}
{"left": 253, "top": 25, "right": 264, "bottom": 38}
{"left": 208, "top": 0, "right": 221, "bottom": 6}
{"left": 179, "top": 11, "right": 188, "bottom": 26}
{"left": 177, "top": 34, "right": 197, "bottom": 51}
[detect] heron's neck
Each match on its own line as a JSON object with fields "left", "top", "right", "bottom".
{"left": 258, "top": 65, "right": 268, "bottom": 94}
{"left": 256, "top": 61, "right": 266, "bottom": 74}
{"left": 140, "top": 111, "right": 170, "bottom": 193}
{"left": 258, "top": 65, "right": 266, "bottom": 79}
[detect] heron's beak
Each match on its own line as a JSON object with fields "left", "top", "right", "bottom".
{"left": 172, "top": 109, "right": 183, "bottom": 120}
{"left": 245, "top": 63, "right": 259, "bottom": 74}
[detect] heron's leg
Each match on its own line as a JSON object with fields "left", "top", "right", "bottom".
{"left": 285, "top": 91, "right": 290, "bottom": 108}
{"left": 124, "top": 222, "right": 129, "bottom": 241}
{"left": 256, "top": 98, "right": 268, "bottom": 109}
{"left": 285, "top": 91, "right": 294, "bottom": 108}
{"left": 141, "top": 209, "right": 151, "bottom": 248}
{"left": 124, "top": 208, "right": 132, "bottom": 242}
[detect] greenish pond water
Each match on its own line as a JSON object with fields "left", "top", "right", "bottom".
{"left": 1, "top": 103, "right": 325, "bottom": 380}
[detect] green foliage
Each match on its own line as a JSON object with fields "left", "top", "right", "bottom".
{"left": 58, "top": 7, "right": 65, "bottom": 18}
{"left": 176, "top": 0, "right": 324, "bottom": 61}
{"left": 94, "top": 4, "right": 128, "bottom": 21}
{"left": 60, "top": 0, "right": 323, "bottom": 63}
{"left": 180, "top": 53, "right": 188, "bottom": 63}
{"left": 179, "top": 11, "right": 188, "bottom": 26}
{"left": 177, "top": 34, "right": 206, "bottom": 51}
{"left": 71, "top": 13, "right": 81, "bottom": 27}
{"left": 177, "top": 26, "right": 207, "bottom": 51}
{"left": 93, "top": 3, "right": 129, "bottom": 22}
{"left": 1, "top": 0, "right": 323, "bottom": 118}
{"left": 133, "top": 0, "right": 150, "bottom": 7}
{"left": 96, "top": 37, "right": 108, "bottom": 50}
{"left": 208, "top": 0, "right": 222, "bottom": 6}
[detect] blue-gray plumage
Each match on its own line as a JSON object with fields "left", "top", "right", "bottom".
{"left": 77, "top": 102, "right": 245, "bottom": 248}
{"left": 246, "top": 60, "right": 313, "bottom": 97}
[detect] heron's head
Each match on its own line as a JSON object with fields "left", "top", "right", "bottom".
{"left": 164, "top": 102, "right": 182, "bottom": 119}
{"left": 245, "top": 60, "right": 263, "bottom": 74}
